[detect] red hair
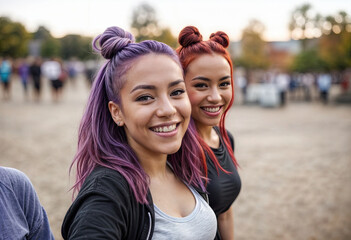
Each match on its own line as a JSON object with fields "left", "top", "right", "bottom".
{"left": 176, "top": 26, "right": 239, "bottom": 176}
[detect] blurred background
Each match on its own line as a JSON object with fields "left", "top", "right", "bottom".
{"left": 1, "top": 0, "right": 351, "bottom": 239}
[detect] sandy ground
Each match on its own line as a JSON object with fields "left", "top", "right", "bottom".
{"left": 1, "top": 75, "right": 350, "bottom": 240}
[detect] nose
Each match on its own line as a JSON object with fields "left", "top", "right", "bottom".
{"left": 207, "top": 87, "right": 221, "bottom": 103}
{"left": 156, "top": 96, "right": 177, "bottom": 117}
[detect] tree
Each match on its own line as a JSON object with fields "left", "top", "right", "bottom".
{"left": 290, "top": 49, "right": 326, "bottom": 73}
{"left": 237, "top": 19, "right": 268, "bottom": 70}
{"left": 289, "top": 3, "right": 316, "bottom": 50}
{"left": 130, "top": 3, "right": 177, "bottom": 47}
{"left": 32, "top": 26, "right": 51, "bottom": 40}
{"left": 318, "top": 11, "right": 351, "bottom": 71}
{"left": 60, "top": 34, "right": 93, "bottom": 60}
{"left": 154, "top": 27, "right": 178, "bottom": 49}
{"left": 131, "top": 3, "right": 160, "bottom": 42}
{"left": 0, "top": 17, "right": 30, "bottom": 58}
{"left": 41, "top": 37, "right": 61, "bottom": 58}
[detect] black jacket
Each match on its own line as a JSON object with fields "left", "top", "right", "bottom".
{"left": 62, "top": 166, "right": 208, "bottom": 239}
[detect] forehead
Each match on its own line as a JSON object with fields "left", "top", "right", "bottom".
{"left": 187, "top": 54, "right": 230, "bottom": 77}
{"left": 124, "top": 54, "right": 183, "bottom": 88}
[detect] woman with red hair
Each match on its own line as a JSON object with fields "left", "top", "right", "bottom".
{"left": 177, "top": 26, "right": 241, "bottom": 240}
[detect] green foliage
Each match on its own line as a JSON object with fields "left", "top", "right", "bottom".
{"left": 237, "top": 19, "right": 268, "bottom": 70}
{"left": 0, "top": 17, "right": 30, "bottom": 58}
{"left": 290, "top": 49, "right": 326, "bottom": 73}
{"left": 131, "top": 3, "right": 159, "bottom": 42}
{"left": 154, "top": 28, "right": 178, "bottom": 49}
{"left": 130, "top": 3, "right": 177, "bottom": 48}
{"left": 41, "top": 37, "right": 61, "bottom": 58}
{"left": 32, "top": 26, "right": 52, "bottom": 40}
{"left": 60, "top": 34, "right": 93, "bottom": 60}
{"left": 289, "top": 3, "right": 314, "bottom": 50}
{"left": 319, "top": 31, "right": 351, "bottom": 71}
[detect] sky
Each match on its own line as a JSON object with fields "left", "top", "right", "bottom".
{"left": 1, "top": 0, "right": 350, "bottom": 42}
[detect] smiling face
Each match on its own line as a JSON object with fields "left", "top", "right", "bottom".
{"left": 108, "top": 54, "right": 191, "bottom": 159}
{"left": 184, "top": 54, "right": 232, "bottom": 130}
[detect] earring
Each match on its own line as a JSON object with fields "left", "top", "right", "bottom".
{"left": 117, "top": 122, "right": 120, "bottom": 126}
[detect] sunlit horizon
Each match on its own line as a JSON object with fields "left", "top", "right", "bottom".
{"left": 1, "top": 0, "right": 350, "bottom": 42}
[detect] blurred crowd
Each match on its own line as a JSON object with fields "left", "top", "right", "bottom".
{"left": 0, "top": 57, "right": 101, "bottom": 102}
{"left": 235, "top": 67, "right": 351, "bottom": 107}
{"left": 1, "top": 57, "right": 350, "bottom": 107}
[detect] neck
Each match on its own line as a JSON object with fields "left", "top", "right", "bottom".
{"left": 196, "top": 122, "right": 214, "bottom": 142}
{"left": 195, "top": 122, "right": 219, "bottom": 148}
{"left": 136, "top": 151, "right": 168, "bottom": 178}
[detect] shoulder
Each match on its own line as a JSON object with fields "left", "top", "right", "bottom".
{"left": 62, "top": 167, "right": 138, "bottom": 239}
{"left": 84, "top": 166, "right": 129, "bottom": 190}
{"left": 0, "top": 167, "right": 33, "bottom": 192}
{"left": 76, "top": 166, "right": 132, "bottom": 203}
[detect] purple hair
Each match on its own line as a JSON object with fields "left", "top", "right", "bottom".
{"left": 70, "top": 26, "right": 206, "bottom": 204}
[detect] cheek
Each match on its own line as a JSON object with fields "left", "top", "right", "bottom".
{"left": 223, "top": 89, "right": 233, "bottom": 108}
{"left": 225, "top": 89, "right": 233, "bottom": 102}
{"left": 186, "top": 88, "right": 202, "bottom": 107}
{"left": 123, "top": 107, "right": 148, "bottom": 129}
{"left": 178, "top": 97, "right": 192, "bottom": 120}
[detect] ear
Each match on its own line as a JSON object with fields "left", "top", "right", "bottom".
{"left": 108, "top": 101, "right": 124, "bottom": 127}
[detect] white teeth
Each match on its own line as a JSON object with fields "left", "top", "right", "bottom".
{"left": 152, "top": 124, "right": 176, "bottom": 133}
{"left": 203, "top": 107, "right": 220, "bottom": 112}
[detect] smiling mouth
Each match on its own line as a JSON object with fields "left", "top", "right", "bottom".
{"left": 150, "top": 124, "right": 178, "bottom": 133}
{"left": 201, "top": 106, "right": 222, "bottom": 113}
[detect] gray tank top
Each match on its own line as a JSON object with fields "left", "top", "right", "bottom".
{"left": 152, "top": 185, "right": 217, "bottom": 240}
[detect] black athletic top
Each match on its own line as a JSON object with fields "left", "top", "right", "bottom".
{"left": 206, "top": 127, "right": 241, "bottom": 216}
{"left": 61, "top": 166, "right": 209, "bottom": 240}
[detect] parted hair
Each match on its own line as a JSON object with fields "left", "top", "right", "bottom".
{"left": 71, "top": 26, "right": 206, "bottom": 204}
{"left": 177, "top": 26, "right": 239, "bottom": 174}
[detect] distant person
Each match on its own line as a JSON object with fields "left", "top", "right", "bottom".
{"left": 237, "top": 74, "right": 248, "bottom": 104}
{"left": 177, "top": 26, "right": 241, "bottom": 240}
{"left": 18, "top": 58, "right": 30, "bottom": 100}
{"left": 41, "top": 58, "right": 62, "bottom": 102}
{"left": 288, "top": 73, "right": 299, "bottom": 101}
{"left": 67, "top": 60, "right": 78, "bottom": 86}
{"left": 301, "top": 73, "right": 314, "bottom": 102}
{"left": 0, "top": 57, "right": 12, "bottom": 100}
{"left": 340, "top": 72, "right": 350, "bottom": 94}
{"left": 317, "top": 72, "right": 332, "bottom": 104}
{"left": 0, "top": 167, "right": 54, "bottom": 239}
{"left": 84, "top": 60, "right": 98, "bottom": 87}
{"left": 30, "top": 57, "right": 42, "bottom": 102}
{"left": 61, "top": 26, "right": 217, "bottom": 239}
{"left": 275, "top": 72, "right": 290, "bottom": 106}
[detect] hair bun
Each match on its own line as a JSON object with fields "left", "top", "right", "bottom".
{"left": 93, "top": 26, "right": 135, "bottom": 59}
{"left": 209, "top": 31, "right": 229, "bottom": 48}
{"left": 178, "top": 26, "right": 203, "bottom": 48}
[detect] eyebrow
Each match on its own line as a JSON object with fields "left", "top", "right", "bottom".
{"left": 192, "top": 75, "right": 231, "bottom": 81}
{"left": 169, "top": 79, "right": 184, "bottom": 88}
{"left": 130, "top": 84, "right": 156, "bottom": 93}
{"left": 130, "top": 79, "right": 184, "bottom": 93}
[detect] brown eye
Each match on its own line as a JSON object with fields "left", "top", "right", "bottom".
{"left": 170, "top": 89, "right": 185, "bottom": 96}
{"left": 219, "top": 82, "right": 230, "bottom": 87}
{"left": 194, "top": 83, "right": 207, "bottom": 88}
{"left": 136, "top": 95, "right": 153, "bottom": 102}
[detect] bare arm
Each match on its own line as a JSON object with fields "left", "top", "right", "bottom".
{"left": 218, "top": 206, "right": 234, "bottom": 240}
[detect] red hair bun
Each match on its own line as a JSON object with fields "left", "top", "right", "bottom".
{"left": 178, "top": 26, "right": 203, "bottom": 48}
{"left": 209, "top": 31, "right": 229, "bottom": 48}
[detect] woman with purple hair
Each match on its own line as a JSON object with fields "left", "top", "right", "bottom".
{"left": 61, "top": 26, "right": 217, "bottom": 240}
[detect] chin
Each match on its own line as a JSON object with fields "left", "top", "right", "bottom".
{"left": 161, "top": 142, "right": 183, "bottom": 155}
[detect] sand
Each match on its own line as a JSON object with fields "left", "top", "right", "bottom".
{"left": 1, "top": 75, "right": 350, "bottom": 240}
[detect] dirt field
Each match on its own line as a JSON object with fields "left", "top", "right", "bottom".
{"left": 1, "top": 75, "right": 350, "bottom": 240}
